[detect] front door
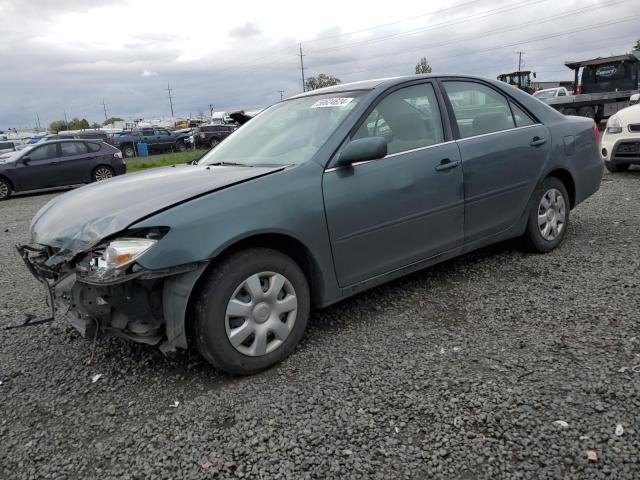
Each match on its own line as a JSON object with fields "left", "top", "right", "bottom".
{"left": 441, "top": 80, "right": 550, "bottom": 243}
{"left": 13, "top": 143, "right": 61, "bottom": 190}
{"left": 323, "top": 82, "right": 464, "bottom": 287}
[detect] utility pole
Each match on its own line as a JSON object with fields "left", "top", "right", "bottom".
{"left": 167, "top": 83, "right": 175, "bottom": 118}
{"left": 102, "top": 99, "right": 108, "bottom": 123}
{"left": 36, "top": 113, "right": 41, "bottom": 130}
{"left": 297, "top": 43, "right": 306, "bottom": 92}
{"left": 278, "top": 90, "right": 285, "bottom": 101}
{"left": 208, "top": 104, "right": 214, "bottom": 117}
{"left": 516, "top": 51, "right": 525, "bottom": 71}
{"left": 63, "top": 110, "right": 68, "bottom": 128}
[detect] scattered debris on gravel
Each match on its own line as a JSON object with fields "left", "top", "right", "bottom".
{"left": 1, "top": 172, "right": 639, "bottom": 479}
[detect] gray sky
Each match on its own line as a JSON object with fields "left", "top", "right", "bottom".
{"left": 0, "top": 0, "right": 638, "bottom": 129}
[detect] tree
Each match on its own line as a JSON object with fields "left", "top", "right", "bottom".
{"left": 415, "top": 57, "right": 433, "bottom": 74}
{"left": 305, "top": 73, "right": 341, "bottom": 91}
{"left": 67, "top": 118, "right": 90, "bottom": 130}
{"left": 90, "top": 122, "right": 102, "bottom": 129}
{"left": 49, "top": 120, "right": 67, "bottom": 133}
{"left": 103, "top": 117, "right": 123, "bottom": 126}
{"left": 633, "top": 39, "right": 640, "bottom": 51}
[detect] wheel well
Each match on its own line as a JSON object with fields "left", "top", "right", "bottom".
{"left": 547, "top": 169, "right": 576, "bottom": 208}
{"left": 183, "top": 233, "right": 326, "bottom": 343}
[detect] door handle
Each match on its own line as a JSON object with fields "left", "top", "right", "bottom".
{"left": 51, "top": 161, "right": 58, "bottom": 165}
{"left": 530, "top": 137, "right": 547, "bottom": 147}
{"left": 435, "top": 158, "right": 460, "bottom": 172}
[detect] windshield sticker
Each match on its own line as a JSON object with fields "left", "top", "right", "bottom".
{"left": 310, "top": 98, "right": 354, "bottom": 108}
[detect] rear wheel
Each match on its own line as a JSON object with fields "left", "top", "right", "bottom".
{"left": 193, "top": 248, "right": 310, "bottom": 375}
{"left": 578, "top": 106, "right": 595, "bottom": 120}
{"left": 122, "top": 145, "right": 135, "bottom": 158}
{"left": 0, "top": 177, "right": 12, "bottom": 200}
{"left": 563, "top": 108, "right": 577, "bottom": 116}
{"left": 523, "top": 177, "right": 570, "bottom": 253}
{"left": 92, "top": 165, "right": 114, "bottom": 182}
{"left": 176, "top": 142, "right": 187, "bottom": 152}
{"left": 605, "top": 162, "right": 630, "bottom": 173}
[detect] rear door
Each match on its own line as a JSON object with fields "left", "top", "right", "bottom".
{"left": 440, "top": 80, "right": 549, "bottom": 244}
{"left": 323, "top": 81, "right": 464, "bottom": 287}
{"left": 58, "top": 141, "right": 92, "bottom": 184}
{"left": 13, "top": 143, "right": 61, "bottom": 190}
{"left": 141, "top": 128, "right": 156, "bottom": 150}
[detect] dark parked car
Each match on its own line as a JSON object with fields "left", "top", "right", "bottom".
{"left": 0, "top": 141, "right": 19, "bottom": 154}
{"left": 113, "top": 127, "right": 190, "bottom": 157}
{"left": 18, "top": 74, "right": 602, "bottom": 375}
{"left": 193, "top": 124, "right": 237, "bottom": 148}
{"left": 0, "top": 139, "right": 125, "bottom": 200}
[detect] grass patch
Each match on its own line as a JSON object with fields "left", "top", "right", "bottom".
{"left": 126, "top": 149, "right": 209, "bottom": 172}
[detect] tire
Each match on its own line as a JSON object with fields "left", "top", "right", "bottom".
{"left": 176, "top": 142, "right": 187, "bottom": 152}
{"left": 0, "top": 177, "right": 12, "bottom": 200}
{"left": 210, "top": 138, "right": 220, "bottom": 149}
{"left": 578, "top": 106, "right": 595, "bottom": 120}
{"left": 193, "top": 248, "right": 310, "bottom": 375}
{"left": 92, "top": 165, "right": 115, "bottom": 182}
{"left": 563, "top": 108, "right": 577, "bottom": 116}
{"left": 605, "top": 161, "right": 630, "bottom": 173}
{"left": 523, "top": 177, "right": 570, "bottom": 253}
{"left": 122, "top": 145, "right": 135, "bottom": 158}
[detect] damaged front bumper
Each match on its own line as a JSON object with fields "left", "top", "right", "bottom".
{"left": 16, "top": 243, "right": 207, "bottom": 349}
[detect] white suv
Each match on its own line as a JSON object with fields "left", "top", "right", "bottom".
{"left": 601, "top": 100, "right": 640, "bottom": 172}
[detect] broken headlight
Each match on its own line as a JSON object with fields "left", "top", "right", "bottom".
{"left": 103, "top": 238, "right": 157, "bottom": 270}
{"left": 80, "top": 237, "right": 159, "bottom": 282}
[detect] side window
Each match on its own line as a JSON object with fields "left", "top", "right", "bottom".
{"left": 353, "top": 83, "right": 444, "bottom": 155}
{"left": 29, "top": 144, "right": 57, "bottom": 161}
{"left": 510, "top": 101, "right": 535, "bottom": 127}
{"left": 443, "top": 81, "right": 515, "bottom": 138}
{"left": 142, "top": 128, "right": 154, "bottom": 136}
{"left": 86, "top": 142, "right": 102, "bottom": 152}
{"left": 60, "top": 142, "right": 88, "bottom": 156}
{"left": 557, "top": 89, "right": 566, "bottom": 97}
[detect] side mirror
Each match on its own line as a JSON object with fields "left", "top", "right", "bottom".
{"left": 335, "top": 137, "right": 387, "bottom": 168}
{"left": 22, "top": 156, "right": 31, "bottom": 165}
{"left": 630, "top": 93, "right": 640, "bottom": 106}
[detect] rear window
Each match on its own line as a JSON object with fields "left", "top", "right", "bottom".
{"left": 79, "top": 132, "right": 107, "bottom": 139}
{"left": 0, "top": 142, "right": 15, "bottom": 149}
{"left": 86, "top": 142, "right": 102, "bottom": 152}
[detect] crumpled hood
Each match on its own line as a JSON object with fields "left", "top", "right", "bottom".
{"left": 30, "top": 164, "right": 282, "bottom": 261}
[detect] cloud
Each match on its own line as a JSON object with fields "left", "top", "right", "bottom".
{"left": 229, "top": 22, "right": 262, "bottom": 39}
{"left": 0, "top": 0, "right": 638, "bottom": 129}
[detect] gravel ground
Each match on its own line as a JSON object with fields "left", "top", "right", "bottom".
{"left": 1, "top": 171, "right": 639, "bottom": 479}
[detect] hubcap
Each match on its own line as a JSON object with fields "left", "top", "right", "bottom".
{"left": 538, "top": 188, "right": 566, "bottom": 241}
{"left": 225, "top": 271, "right": 298, "bottom": 357}
{"left": 0, "top": 181, "right": 8, "bottom": 199}
{"left": 95, "top": 168, "right": 113, "bottom": 181}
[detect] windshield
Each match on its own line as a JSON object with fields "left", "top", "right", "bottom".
{"left": 199, "top": 91, "right": 365, "bottom": 166}
{"left": 534, "top": 90, "right": 557, "bottom": 99}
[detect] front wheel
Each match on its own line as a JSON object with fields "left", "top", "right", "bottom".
{"left": 193, "top": 248, "right": 310, "bottom": 375}
{"left": 176, "top": 142, "right": 187, "bottom": 152}
{"left": 122, "top": 145, "right": 135, "bottom": 158}
{"left": 523, "top": 177, "right": 570, "bottom": 253}
{"left": 605, "top": 162, "right": 630, "bottom": 173}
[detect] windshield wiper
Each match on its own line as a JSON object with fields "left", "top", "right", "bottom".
{"left": 206, "top": 161, "right": 251, "bottom": 167}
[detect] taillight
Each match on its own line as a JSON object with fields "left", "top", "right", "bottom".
{"left": 576, "top": 85, "right": 582, "bottom": 95}
{"left": 593, "top": 123, "right": 599, "bottom": 143}
{"left": 106, "top": 137, "right": 114, "bottom": 145}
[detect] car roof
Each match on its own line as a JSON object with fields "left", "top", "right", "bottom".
{"left": 290, "top": 74, "right": 509, "bottom": 98}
